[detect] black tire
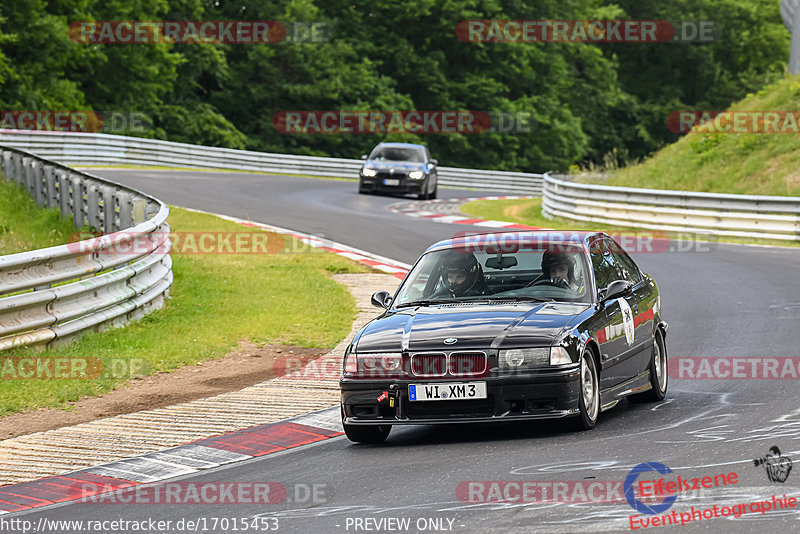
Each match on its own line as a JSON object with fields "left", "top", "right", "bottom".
{"left": 571, "top": 348, "right": 600, "bottom": 431}
{"left": 429, "top": 185, "right": 437, "bottom": 200}
{"left": 629, "top": 330, "right": 668, "bottom": 403}
{"left": 343, "top": 422, "right": 391, "bottom": 443}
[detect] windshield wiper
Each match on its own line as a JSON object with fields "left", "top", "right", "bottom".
{"left": 396, "top": 299, "right": 452, "bottom": 308}
{"left": 489, "top": 296, "right": 555, "bottom": 303}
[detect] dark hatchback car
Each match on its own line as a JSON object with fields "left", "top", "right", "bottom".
{"left": 358, "top": 142, "right": 438, "bottom": 199}
{"left": 339, "top": 231, "right": 668, "bottom": 443}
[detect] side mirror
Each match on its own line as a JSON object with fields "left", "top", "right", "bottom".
{"left": 603, "top": 280, "right": 632, "bottom": 302}
{"left": 371, "top": 290, "right": 392, "bottom": 309}
{"left": 430, "top": 159, "right": 438, "bottom": 165}
{"left": 361, "top": 154, "right": 368, "bottom": 160}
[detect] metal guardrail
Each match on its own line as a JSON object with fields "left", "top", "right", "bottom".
{"left": 543, "top": 173, "right": 800, "bottom": 241}
{"left": 0, "top": 145, "right": 173, "bottom": 351}
{"left": 0, "top": 130, "right": 544, "bottom": 194}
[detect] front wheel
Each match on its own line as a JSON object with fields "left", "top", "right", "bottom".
{"left": 343, "top": 422, "right": 391, "bottom": 443}
{"left": 571, "top": 349, "right": 599, "bottom": 430}
{"left": 629, "top": 330, "right": 668, "bottom": 403}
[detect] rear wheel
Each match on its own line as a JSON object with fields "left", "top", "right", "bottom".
{"left": 629, "top": 330, "right": 668, "bottom": 403}
{"left": 571, "top": 349, "right": 599, "bottom": 430}
{"left": 343, "top": 422, "right": 391, "bottom": 443}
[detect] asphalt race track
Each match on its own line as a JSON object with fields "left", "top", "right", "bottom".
{"left": 11, "top": 169, "right": 800, "bottom": 533}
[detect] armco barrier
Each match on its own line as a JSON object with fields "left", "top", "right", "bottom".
{"left": 0, "top": 144, "right": 172, "bottom": 351}
{"left": 0, "top": 130, "right": 544, "bottom": 194}
{"left": 543, "top": 173, "right": 800, "bottom": 241}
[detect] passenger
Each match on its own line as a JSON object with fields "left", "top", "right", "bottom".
{"left": 534, "top": 250, "right": 580, "bottom": 291}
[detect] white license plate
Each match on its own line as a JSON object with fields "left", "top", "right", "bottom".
{"left": 409, "top": 382, "right": 487, "bottom": 401}
{"left": 383, "top": 178, "right": 400, "bottom": 186}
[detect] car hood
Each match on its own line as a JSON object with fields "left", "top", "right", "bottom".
{"left": 355, "top": 302, "right": 591, "bottom": 353}
{"left": 364, "top": 160, "right": 427, "bottom": 172}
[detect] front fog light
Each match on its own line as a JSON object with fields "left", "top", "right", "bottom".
{"left": 408, "top": 171, "right": 424, "bottom": 179}
{"left": 550, "top": 346, "right": 572, "bottom": 365}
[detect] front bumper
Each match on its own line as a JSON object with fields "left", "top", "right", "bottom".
{"left": 359, "top": 175, "right": 426, "bottom": 194}
{"left": 340, "top": 366, "right": 581, "bottom": 425}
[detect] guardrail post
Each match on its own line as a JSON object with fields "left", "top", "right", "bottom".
{"left": 45, "top": 165, "right": 58, "bottom": 208}
{"left": 132, "top": 199, "right": 146, "bottom": 224}
{"left": 1, "top": 150, "right": 8, "bottom": 181}
{"left": 36, "top": 161, "right": 48, "bottom": 206}
{"left": 58, "top": 171, "right": 72, "bottom": 220}
{"left": 6, "top": 153, "right": 22, "bottom": 182}
{"left": 23, "top": 156, "right": 34, "bottom": 196}
{"left": 102, "top": 185, "right": 116, "bottom": 232}
{"left": 87, "top": 182, "right": 101, "bottom": 231}
{"left": 71, "top": 174, "right": 85, "bottom": 228}
{"left": 118, "top": 192, "right": 133, "bottom": 229}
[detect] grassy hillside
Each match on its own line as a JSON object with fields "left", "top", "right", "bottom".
{"left": 588, "top": 75, "right": 800, "bottom": 196}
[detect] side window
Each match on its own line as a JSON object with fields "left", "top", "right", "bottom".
{"left": 607, "top": 240, "right": 642, "bottom": 285}
{"left": 589, "top": 240, "right": 620, "bottom": 291}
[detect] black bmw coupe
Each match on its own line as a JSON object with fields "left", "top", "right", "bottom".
{"left": 339, "top": 231, "right": 668, "bottom": 442}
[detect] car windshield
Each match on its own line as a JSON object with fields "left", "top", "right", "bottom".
{"left": 369, "top": 147, "right": 426, "bottom": 162}
{"left": 394, "top": 243, "right": 592, "bottom": 306}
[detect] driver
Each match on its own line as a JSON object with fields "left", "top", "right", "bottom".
{"left": 539, "top": 250, "right": 580, "bottom": 291}
{"left": 437, "top": 250, "right": 488, "bottom": 297}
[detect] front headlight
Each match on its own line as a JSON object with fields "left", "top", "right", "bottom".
{"left": 499, "top": 347, "right": 573, "bottom": 368}
{"left": 408, "top": 170, "right": 424, "bottom": 179}
{"left": 500, "top": 348, "right": 549, "bottom": 368}
{"left": 362, "top": 168, "right": 377, "bottom": 177}
{"left": 343, "top": 352, "right": 403, "bottom": 377}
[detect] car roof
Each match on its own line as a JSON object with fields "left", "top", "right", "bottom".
{"left": 373, "top": 142, "right": 427, "bottom": 150}
{"left": 423, "top": 230, "right": 609, "bottom": 254}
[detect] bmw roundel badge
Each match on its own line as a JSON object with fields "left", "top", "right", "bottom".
{"left": 443, "top": 338, "right": 457, "bottom": 345}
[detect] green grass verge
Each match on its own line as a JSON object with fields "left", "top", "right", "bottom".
{"left": 586, "top": 75, "right": 800, "bottom": 196}
{"left": 0, "top": 206, "right": 369, "bottom": 416}
{"left": 459, "top": 198, "right": 799, "bottom": 249}
{"left": 0, "top": 179, "right": 79, "bottom": 255}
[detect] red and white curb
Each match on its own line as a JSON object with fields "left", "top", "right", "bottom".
{"left": 181, "top": 207, "right": 412, "bottom": 280}
{"left": 388, "top": 196, "right": 542, "bottom": 230}
{"left": 0, "top": 408, "right": 341, "bottom": 514}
